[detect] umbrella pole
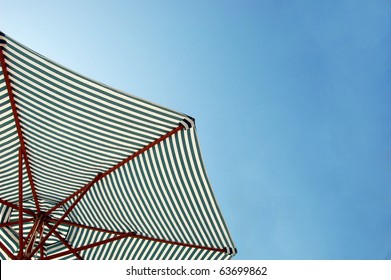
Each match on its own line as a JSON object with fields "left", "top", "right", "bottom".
{"left": 17, "top": 148, "right": 24, "bottom": 259}
{"left": 22, "top": 214, "right": 45, "bottom": 259}
{"left": 0, "top": 47, "right": 40, "bottom": 213}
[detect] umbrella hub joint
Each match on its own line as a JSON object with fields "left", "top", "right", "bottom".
{"left": 35, "top": 211, "right": 49, "bottom": 222}
{"left": 20, "top": 214, "right": 46, "bottom": 259}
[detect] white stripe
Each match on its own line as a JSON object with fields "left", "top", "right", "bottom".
{"left": 0, "top": 121, "right": 17, "bottom": 138}
{"left": 0, "top": 147, "right": 18, "bottom": 168}
{"left": 115, "top": 238, "right": 131, "bottom": 259}
{"left": 139, "top": 241, "right": 154, "bottom": 260}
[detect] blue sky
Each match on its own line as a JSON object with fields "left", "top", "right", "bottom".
{"left": 2, "top": 0, "right": 391, "bottom": 259}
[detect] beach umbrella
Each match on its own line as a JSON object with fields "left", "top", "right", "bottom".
{"left": 0, "top": 31, "right": 236, "bottom": 260}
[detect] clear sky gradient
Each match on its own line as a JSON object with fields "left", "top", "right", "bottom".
{"left": 2, "top": 0, "right": 391, "bottom": 259}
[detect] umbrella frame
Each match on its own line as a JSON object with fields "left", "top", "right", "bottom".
{"left": 0, "top": 45, "right": 228, "bottom": 260}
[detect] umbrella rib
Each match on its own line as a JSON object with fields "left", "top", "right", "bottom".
{"left": 101, "top": 125, "right": 184, "bottom": 179}
{"left": 39, "top": 125, "right": 229, "bottom": 259}
{"left": 0, "top": 218, "right": 34, "bottom": 228}
{"left": 43, "top": 231, "right": 226, "bottom": 260}
{"left": 0, "top": 240, "right": 16, "bottom": 260}
{"left": 44, "top": 222, "right": 83, "bottom": 260}
{"left": 46, "top": 125, "right": 184, "bottom": 216}
{"left": 47, "top": 218, "right": 122, "bottom": 235}
{"left": 0, "top": 47, "right": 41, "bottom": 213}
{"left": 42, "top": 233, "right": 134, "bottom": 260}
{"left": 0, "top": 198, "right": 35, "bottom": 216}
{"left": 47, "top": 217, "right": 226, "bottom": 255}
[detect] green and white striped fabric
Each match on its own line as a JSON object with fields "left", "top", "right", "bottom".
{"left": 0, "top": 32, "right": 236, "bottom": 260}
{"left": 1, "top": 70, "right": 33, "bottom": 203}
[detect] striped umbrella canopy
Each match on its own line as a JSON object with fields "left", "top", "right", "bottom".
{"left": 0, "top": 31, "right": 236, "bottom": 260}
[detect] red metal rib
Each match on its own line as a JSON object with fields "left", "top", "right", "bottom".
{"left": 135, "top": 234, "right": 226, "bottom": 253}
{"left": 43, "top": 231, "right": 225, "bottom": 260}
{"left": 46, "top": 125, "right": 184, "bottom": 216}
{"left": 0, "top": 218, "right": 34, "bottom": 228}
{"left": 0, "top": 198, "right": 35, "bottom": 216}
{"left": 42, "top": 233, "right": 134, "bottom": 260}
{"left": 0, "top": 47, "right": 40, "bottom": 213}
{"left": 47, "top": 218, "right": 123, "bottom": 235}
{"left": 46, "top": 217, "right": 226, "bottom": 255}
{"left": 102, "top": 125, "right": 183, "bottom": 179}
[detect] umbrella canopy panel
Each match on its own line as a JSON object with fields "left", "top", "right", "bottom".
{"left": 0, "top": 32, "right": 236, "bottom": 260}
{"left": 3, "top": 35, "right": 187, "bottom": 203}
